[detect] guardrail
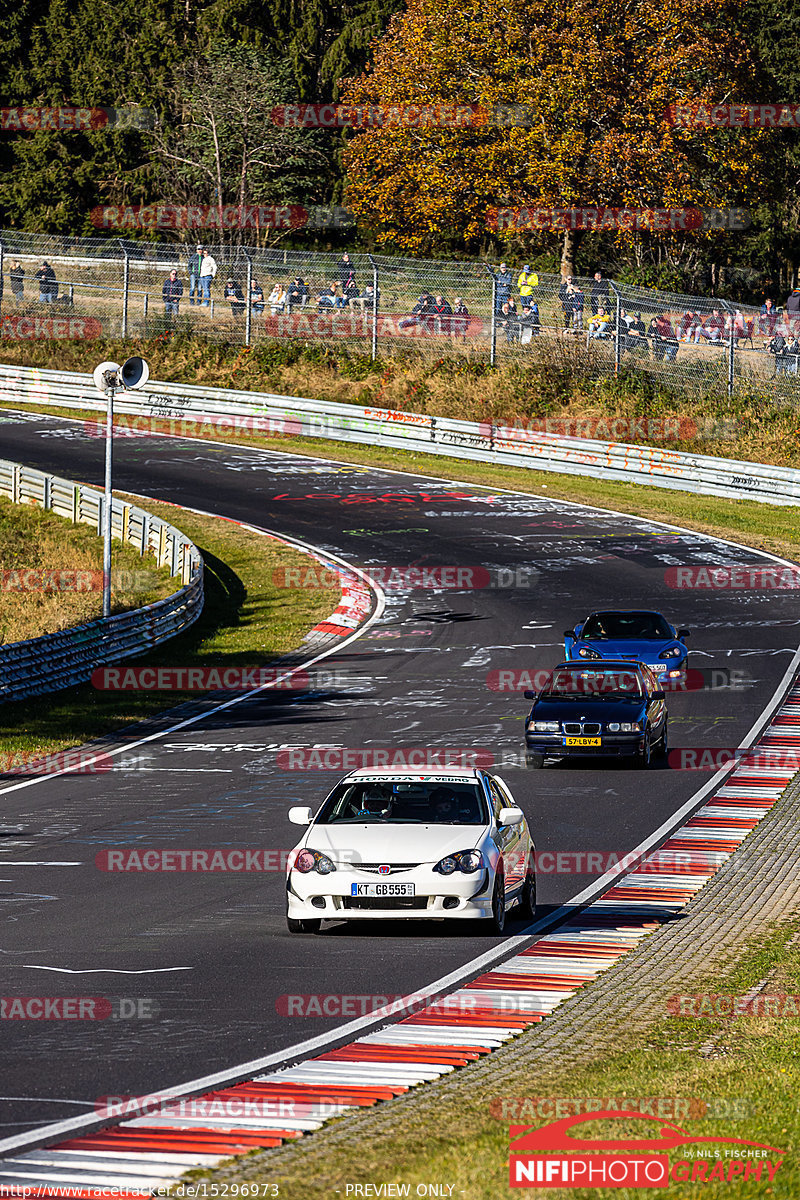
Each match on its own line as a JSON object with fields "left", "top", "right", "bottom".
{"left": 1, "top": 363, "right": 799, "bottom": 506}
{"left": 0, "top": 456, "right": 204, "bottom": 703}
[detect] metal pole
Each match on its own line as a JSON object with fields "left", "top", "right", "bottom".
{"left": 102, "top": 383, "right": 115, "bottom": 619}
{"left": 0, "top": 239, "right": 4, "bottom": 320}
{"left": 610, "top": 282, "right": 622, "bottom": 373}
{"left": 120, "top": 246, "right": 130, "bottom": 339}
{"left": 486, "top": 265, "right": 497, "bottom": 367}
{"left": 372, "top": 261, "right": 379, "bottom": 361}
{"left": 721, "top": 300, "right": 735, "bottom": 397}
{"left": 244, "top": 251, "right": 253, "bottom": 347}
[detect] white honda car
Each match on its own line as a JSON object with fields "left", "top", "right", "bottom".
{"left": 285, "top": 766, "right": 536, "bottom": 934}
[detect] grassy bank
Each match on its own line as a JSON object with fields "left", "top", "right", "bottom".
{"left": 0, "top": 495, "right": 340, "bottom": 770}
{"left": 1, "top": 332, "right": 799, "bottom": 466}
{"left": 210, "top": 916, "right": 799, "bottom": 1200}
{"left": 0, "top": 494, "right": 175, "bottom": 644}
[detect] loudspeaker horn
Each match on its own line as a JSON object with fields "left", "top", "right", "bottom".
{"left": 92, "top": 361, "right": 121, "bottom": 395}
{"left": 119, "top": 356, "right": 150, "bottom": 390}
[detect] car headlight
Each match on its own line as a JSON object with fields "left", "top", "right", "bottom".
{"left": 660, "top": 646, "right": 682, "bottom": 659}
{"left": 577, "top": 646, "right": 601, "bottom": 659}
{"left": 294, "top": 849, "right": 336, "bottom": 874}
{"left": 434, "top": 850, "right": 485, "bottom": 875}
{"left": 607, "top": 721, "right": 642, "bottom": 733}
{"left": 531, "top": 720, "right": 559, "bottom": 732}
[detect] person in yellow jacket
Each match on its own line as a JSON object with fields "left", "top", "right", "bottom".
{"left": 517, "top": 265, "right": 539, "bottom": 298}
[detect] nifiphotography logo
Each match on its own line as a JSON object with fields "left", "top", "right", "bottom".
{"left": 508, "top": 1111, "right": 786, "bottom": 1188}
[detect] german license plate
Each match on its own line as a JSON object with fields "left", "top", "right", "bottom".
{"left": 351, "top": 882, "right": 415, "bottom": 897}
{"left": 565, "top": 736, "right": 601, "bottom": 746}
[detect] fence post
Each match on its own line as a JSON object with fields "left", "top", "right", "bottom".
{"left": 721, "top": 299, "right": 735, "bottom": 397}
{"left": 368, "top": 254, "right": 379, "bottom": 361}
{"left": 610, "top": 282, "right": 622, "bottom": 373}
{"left": 486, "top": 264, "right": 497, "bottom": 367}
{"left": 120, "top": 242, "right": 130, "bottom": 339}
{"left": 0, "top": 238, "right": 4, "bottom": 320}
{"left": 244, "top": 250, "right": 253, "bottom": 347}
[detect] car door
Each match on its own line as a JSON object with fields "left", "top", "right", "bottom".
{"left": 488, "top": 776, "right": 527, "bottom": 896}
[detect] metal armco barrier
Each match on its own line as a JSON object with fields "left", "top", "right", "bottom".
{"left": 2, "top": 362, "right": 798, "bottom": 507}
{"left": 0, "top": 456, "right": 204, "bottom": 703}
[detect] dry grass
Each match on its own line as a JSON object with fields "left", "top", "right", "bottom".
{"left": 0, "top": 496, "right": 175, "bottom": 644}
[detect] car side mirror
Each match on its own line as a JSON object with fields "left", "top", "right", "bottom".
{"left": 678, "top": 629, "right": 690, "bottom": 639}
{"left": 498, "top": 807, "right": 524, "bottom": 827}
{"left": 523, "top": 689, "right": 536, "bottom": 700}
{"left": 563, "top": 630, "right": 575, "bottom": 639}
{"left": 652, "top": 690, "right": 665, "bottom": 701}
{"left": 288, "top": 806, "right": 313, "bottom": 825}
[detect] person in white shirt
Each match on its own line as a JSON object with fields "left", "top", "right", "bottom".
{"left": 198, "top": 248, "right": 217, "bottom": 307}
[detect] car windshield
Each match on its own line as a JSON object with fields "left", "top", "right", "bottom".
{"left": 580, "top": 612, "right": 673, "bottom": 640}
{"left": 315, "top": 780, "right": 488, "bottom": 824}
{"left": 543, "top": 668, "right": 644, "bottom": 698}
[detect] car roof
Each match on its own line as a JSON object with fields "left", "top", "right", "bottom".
{"left": 584, "top": 609, "right": 666, "bottom": 618}
{"left": 342, "top": 766, "right": 484, "bottom": 782}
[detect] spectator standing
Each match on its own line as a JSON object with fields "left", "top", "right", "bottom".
{"left": 199, "top": 248, "right": 217, "bottom": 306}
{"left": 558, "top": 276, "right": 573, "bottom": 329}
{"left": 626, "top": 312, "right": 648, "bottom": 357}
{"left": 268, "top": 283, "right": 287, "bottom": 314}
{"left": 499, "top": 299, "right": 518, "bottom": 344}
{"left": 786, "top": 334, "right": 800, "bottom": 376}
{"left": 785, "top": 288, "right": 800, "bottom": 321}
{"left": 224, "top": 278, "right": 246, "bottom": 318}
{"left": 187, "top": 245, "right": 202, "bottom": 305}
{"left": 9, "top": 260, "right": 25, "bottom": 303}
{"left": 338, "top": 253, "right": 357, "bottom": 302}
{"left": 495, "top": 262, "right": 513, "bottom": 311}
{"left": 517, "top": 264, "right": 539, "bottom": 300}
{"left": 590, "top": 270, "right": 610, "bottom": 315}
{"left": 35, "top": 261, "right": 56, "bottom": 304}
{"left": 250, "top": 280, "right": 265, "bottom": 314}
{"left": 569, "top": 283, "right": 585, "bottom": 333}
{"left": 162, "top": 269, "right": 183, "bottom": 317}
{"left": 759, "top": 298, "right": 777, "bottom": 336}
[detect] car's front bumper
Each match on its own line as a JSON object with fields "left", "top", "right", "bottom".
{"left": 286, "top": 866, "right": 495, "bottom": 921}
{"left": 525, "top": 733, "right": 645, "bottom": 760}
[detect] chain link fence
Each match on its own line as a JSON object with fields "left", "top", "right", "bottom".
{"left": 1, "top": 229, "right": 797, "bottom": 397}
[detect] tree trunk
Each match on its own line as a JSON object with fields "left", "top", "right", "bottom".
{"left": 560, "top": 230, "right": 582, "bottom": 277}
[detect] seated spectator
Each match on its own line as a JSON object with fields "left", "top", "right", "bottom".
{"left": 651, "top": 313, "right": 678, "bottom": 361}
{"left": 452, "top": 296, "right": 469, "bottom": 340}
{"left": 399, "top": 292, "right": 435, "bottom": 330}
{"left": 432, "top": 293, "right": 452, "bottom": 333}
{"left": 625, "top": 312, "right": 649, "bottom": 356}
{"left": 769, "top": 330, "right": 789, "bottom": 374}
{"left": 694, "top": 309, "right": 724, "bottom": 343}
{"left": 268, "top": 282, "right": 287, "bottom": 314}
{"left": 250, "top": 279, "right": 264, "bottom": 314}
{"left": 499, "top": 298, "right": 518, "bottom": 344}
{"left": 287, "top": 277, "right": 310, "bottom": 311}
{"left": 519, "top": 301, "right": 540, "bottom": 343}
{"left": 588, "top": 306, "right": 611, "bottom": 339}
{"left": 353, "top": 283, "right": 378, "bottom": 312}
{"left": 759, "top": 298, "right": 777, "bottom": 336}
{"left": 224, "top": 277, "right": 246, "bottom": 318}
{"left": 317, "top": 281, "right": 345, "bottom": 310}
{"left": 677, "top": 310, "right": 695, "bottom": 341}
{"left": 162, "top": 269, "right": 183, "bottom": 317}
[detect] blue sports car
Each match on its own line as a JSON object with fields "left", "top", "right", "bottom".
{"left": 563, "top": 610, "right": 689, "bottom": 681}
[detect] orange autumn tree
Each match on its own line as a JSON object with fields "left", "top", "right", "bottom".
{"left": 341, "top": 0, "right": 770, "bottom": 272}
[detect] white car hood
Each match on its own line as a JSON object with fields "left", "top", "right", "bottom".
{"left": 304, "top": 823, "right": 484, "bottom": 864}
